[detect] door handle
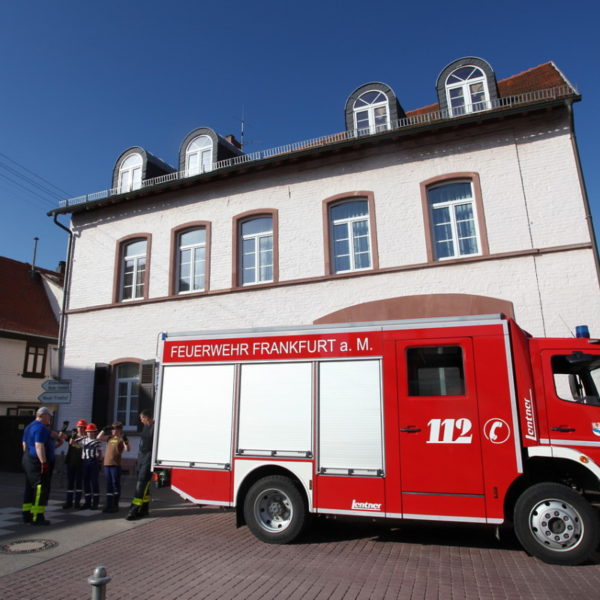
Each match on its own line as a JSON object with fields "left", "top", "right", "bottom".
{"left": 399, "top": 427, "right": 421, "bottom": 433}
{"left": 551, "top": 427, "right": 576, "bottom": 433}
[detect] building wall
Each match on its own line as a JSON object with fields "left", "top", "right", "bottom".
{"left": 58, "top": 107, "right": 600, "bottom": 432}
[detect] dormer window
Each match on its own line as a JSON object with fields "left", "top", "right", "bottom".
{"left": 185, "top": 135, "right": 213, "bottom": 176}
{"left": 118, "top": 153, "right": 143, "bottom": 193}
{"left": 353, "top": 91, "right": 390, "bottom": 134}
{"left": 446, "top": 66, "right": 489, "bottom": 116}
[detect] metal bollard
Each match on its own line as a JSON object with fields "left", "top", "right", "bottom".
{"left": 88, "top": 566, "right": 111, "bottom": 600}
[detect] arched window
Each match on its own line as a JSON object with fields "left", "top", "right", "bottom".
{"left": 427, "top": 182, "right": 481, "bottom": 259}
{"left": 185, "top": 135, "right": 213, "bottom": 175}
{"left": 120, "top": 238, "right": 148, "bottom": 301}
{"left": 177, "top": 227, "right": 206, "bottom": 293}
{"left": 445, "top": 66, "right": 489, "bottom": 116}
{"left": 353, "top": 91, "right": 390, "bottom": 134}
{"left": 114, "top": 362, "right": 140, "bottom": 430}
{"left": 118, "top": 153, "right": 143, "bottom": 192}
{"left": 329, "top": 200, "right": 372, "bottom": 273}
{"left": 239, "top": 216, "right": 273, "bottom": 285}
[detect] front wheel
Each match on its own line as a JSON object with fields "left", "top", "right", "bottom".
{"left": 243, "top": 475, "right": 309, "bottom": 544}
{"left": 514, "top": 482, "right": 599, "bottom": 565}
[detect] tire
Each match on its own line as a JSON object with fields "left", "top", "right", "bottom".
{"left": 514, "top": 482, "right": 599, "bottom": 565}
{"left": 243, "top": 475, "right": 309, "bottom": 544}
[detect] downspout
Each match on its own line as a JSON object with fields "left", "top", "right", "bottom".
{"left": 51, "top": 212, "right": 74, "bottom": 380}
{"left": 567, "top": 100, "right": 600, "bottom": 286}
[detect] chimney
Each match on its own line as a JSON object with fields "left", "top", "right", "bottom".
{"left": 225, "top": 134, "right": 242, "bottom": 150}
{"left": 56, "top": 261, "right": 66, "bottom": 275}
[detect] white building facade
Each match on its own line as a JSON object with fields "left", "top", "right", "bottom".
{"left": 51, "top": 58, "right": 600, "bottom": 445}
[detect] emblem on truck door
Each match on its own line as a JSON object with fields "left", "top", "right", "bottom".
{"left": 592, "top": 423, "right": 600, "bottom": 437}
{"left": 483, "top": 418, "right": 511, "bottom": 444}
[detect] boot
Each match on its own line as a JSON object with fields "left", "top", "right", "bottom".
{"left": 139, "top": 503, "right": 149, "bottom": 518}
{"left": 126, "top": 505, "right": 140, "bottom": 521}
{"left": 92, "top": 495, "right": 100, "bottom": 510}
{"left": 102, "top": 495, "right": 113, "bottom": 513}
{"left": 22, "top": 511, "right": 32, "bottom": 524}
{"left": 62, "top": 492, "right": 73, "bottom": 509}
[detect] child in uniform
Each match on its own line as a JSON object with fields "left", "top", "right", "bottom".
{"left": 79, "top": 423, "right": 102, "bottom": 510}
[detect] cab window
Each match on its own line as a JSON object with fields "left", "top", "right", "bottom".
{"left": 407, "top": 346, "right": 465, "bottom": 396}
{"left": 552, "top": 353, "right": 600, "bottom": 405}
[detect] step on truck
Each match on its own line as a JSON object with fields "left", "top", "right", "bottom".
{"left": 152, "top": 314, "right": 600, "bottom": 564}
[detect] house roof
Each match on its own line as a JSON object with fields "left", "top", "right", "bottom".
{"left": 406, "top": 62, "right": 571, "bottom": 116}
{"left": 0, "top": 257, "right": 61, "bottom": 339}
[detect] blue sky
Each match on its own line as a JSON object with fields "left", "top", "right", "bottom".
{"left": 1, "top": 1, "right": 598, "bottom": 271}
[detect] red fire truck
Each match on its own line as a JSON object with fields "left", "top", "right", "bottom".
{"left": 152, "top": 314, "right": 600, "bottom": 565}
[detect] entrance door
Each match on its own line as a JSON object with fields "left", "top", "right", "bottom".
{"left": 396, "top": 338, "right": 486, "bottom": 519}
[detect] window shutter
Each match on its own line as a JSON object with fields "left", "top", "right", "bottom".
{"left": 92, "top": 363, "right": 111, "bottom": 427}
{"left": 138, "top": 359, "right": 156, "bottom": 431}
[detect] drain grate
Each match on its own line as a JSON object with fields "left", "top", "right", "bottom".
{"left": 0, "top": 539, "right": 58, "bottom": 554}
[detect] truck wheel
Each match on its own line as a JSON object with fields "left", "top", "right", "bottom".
{"left": 243, "top": 475, "right": 308, "bottom": 544}
{"left": 514, "top": 482, "right": 599, "bottom": 565}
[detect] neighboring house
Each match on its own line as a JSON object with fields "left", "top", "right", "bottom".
{"left": 50, "top": 57, "right": 600, "bottom": 436}
{"left": 0, "top": 257, "right": 63, "bottom": 416}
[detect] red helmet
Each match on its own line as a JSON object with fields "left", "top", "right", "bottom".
{"left": 76, "top": 419, "right": 88, "bottom": 428}
{"left": 85, "top": 423, "right": 97, "bottom": 432}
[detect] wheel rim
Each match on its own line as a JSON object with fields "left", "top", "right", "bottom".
{"left": 528, "top": 497, "right": 584, "bottom": 551}
{"left": 253, "top": 488, "right": 293, "bottom": 533}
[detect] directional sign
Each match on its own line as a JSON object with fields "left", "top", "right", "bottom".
{"left": 41, "top": 380, "right": 71, "bottom": 393}
{"left": 37, "top": 391, "right": 71, "bottom": 404}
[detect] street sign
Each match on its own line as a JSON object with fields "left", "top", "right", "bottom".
{"left": 41, "top": 380, "right": 71, "bottom": 393}
{"left": 37, "top": 391, "right": 71, "bottom": 404}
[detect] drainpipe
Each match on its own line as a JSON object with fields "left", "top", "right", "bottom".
{"left": 51, "top": 213, "right": 74, "bottom": 380}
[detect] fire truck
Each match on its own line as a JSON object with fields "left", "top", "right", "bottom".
{"left": 152, "top": 314, "right": 600, "bottom": 565}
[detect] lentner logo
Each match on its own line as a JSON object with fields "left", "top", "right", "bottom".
{"left": 351, "top": 500, "right": 382, "bottom": 511}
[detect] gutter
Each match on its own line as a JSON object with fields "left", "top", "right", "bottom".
{"left": 51, "top": 213, "right": 74, "bottom": 380}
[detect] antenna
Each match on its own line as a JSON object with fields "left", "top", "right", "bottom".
{"left": 240, "top": 105, "right": 245, "bottom": 150}
{"left": 31, "top": 237, "right": 39, "bottom": 273}
{"left": 558, "top": 314, "right": 575, "bottom": 337}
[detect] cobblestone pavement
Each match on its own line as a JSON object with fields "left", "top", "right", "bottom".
{"left": 2, "top": 498, "right": 600, "bottom": 600}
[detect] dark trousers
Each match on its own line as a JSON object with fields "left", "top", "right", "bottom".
{"left": 129, "top": 457, "right": 152, "bottom": 515}
{"left": 65, "top": 464, "right": 83, "bottom": 506}
{"left": 104, "top": 465, "right": 121, "bottom": 507}
{"left": 82, "top": 460, "right": 100, "bottom": 507}
{"left": 22, "top": 454, "right": 53, "bottom": 522}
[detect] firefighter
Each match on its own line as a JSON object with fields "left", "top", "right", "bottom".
{"left": 62, "top": 419, "right": 87, "bottom": 509}
{"left": 21, "top": 407, "right": 66, "bottom": 525}
{"left": 126, "top": 409, "right": 154, "bottom": 520}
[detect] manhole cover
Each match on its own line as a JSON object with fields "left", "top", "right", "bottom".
{"left": 0, "top": 539, "right": 58, "bottom": 554}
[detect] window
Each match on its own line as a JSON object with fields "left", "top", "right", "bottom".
{"left": 120, "top": 239, "right": 147, "bottom": 301}
{"left": 23, "top": 342, "right": 47, "bottom": 377}
{"left": 177, "top": 228, "right": 206, "bottom": 293}
{"left": 446, "top": 66, "right": 489, "bottom": 116}
{"left": 115, "top": 363, "right": 140, "bottom": 430}
{"left": 185, "top": 135, "right": 213, "bottom": 176}
{"left": 240, "top": 217, "right": 273, "bottom": 285}
{"left": 329, "top": 200, "right": 372, "bottom": 273}
{"left": 552, "top": 354, "right": 600, "bottom": 405}
{"left": 407, "top": 346, "right": 465, "bottom": 396}
{"left": 428, "top": 182, "right": 480, "bottom": 260}
{"left": 118, "top": 153, "right": 143, "bottom": 193}
{"left": 353, "top": 90, "right": 390, "bottom": 134}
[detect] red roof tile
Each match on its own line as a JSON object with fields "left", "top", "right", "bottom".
{"left": 0, "top": 257, "right": 61, "bottom": 339}
{"left": 406, "top": 62, "right": 573, "bottom": 117}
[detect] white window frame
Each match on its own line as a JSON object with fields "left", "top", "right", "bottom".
{"left": 240, "top": 217, "right": 273, "bottom": 286}
{"left": 330, "top": 201, "right": 372, "bottom": 274}
{"left": 185, "top": 135, "right": 213, "bottom": 176}
{"left": 428, "top": 182, "right": 481, "bottom": 260}
{"left": 115, "top": 364, "right": 140, "bottom": 431}
{"left": 445, "top": 66, "right": 490, "bottom": 116}
{"left": 177, "top": 228, "right": 206, "bottom": 294}
{"left": 353, "top": 91, "right": 391, "bottom": 134}
{"left": 120, "top": 239, "right": 147, "bottom": 301}
{"left": 118, "top": 153, "right": 143, "bottom": 193}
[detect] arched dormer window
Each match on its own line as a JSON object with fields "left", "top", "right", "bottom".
{"left": 185, "top": 135, "right": 213, "bottom": 175}
{"left": 344, "top": 83, "right": 404, "bottom": 134}
{"left": 436, "top": 57, "right": 498, "bottom": 118}
{"left": 353, "top": 90, "right": 390, "bottom": 134}
{"left": 118, "top": 153, "right": 143, "bottom": 193}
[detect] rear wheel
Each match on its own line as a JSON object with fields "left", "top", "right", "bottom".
{"left": 514, "top": 482, "right": 599, "bottom": 565}
{"left": 243, "top": 475, "right": 308, "bottom": 544}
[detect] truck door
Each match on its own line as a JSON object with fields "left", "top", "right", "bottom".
{"left": 396, "top": 338, "right": 486, "bottom": 520}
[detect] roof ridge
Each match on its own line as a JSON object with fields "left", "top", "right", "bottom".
{"left": 498, "top": 61, "right": 555, "bottom": 84}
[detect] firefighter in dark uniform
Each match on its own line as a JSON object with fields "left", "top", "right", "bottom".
{"left": 126, "top": 409, "right": 155, "bottom": 520}
{"left": 21, "top": 407, "right": 66, "bottom": 525}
